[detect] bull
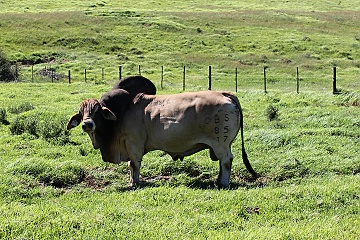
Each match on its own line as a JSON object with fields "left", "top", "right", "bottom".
{"left": 67, "top": 77, "right": 256, "bottom": 188}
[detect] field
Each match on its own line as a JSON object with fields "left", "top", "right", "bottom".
{"left": 0, "top": 0, "right": 360, "bottom": 239}
{"left": 1, "top": 0, "right": 360, "bottom": 91}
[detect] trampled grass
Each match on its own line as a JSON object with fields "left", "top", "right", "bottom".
{"left": 0, "top": 0, "right": 360, "bottom": 239}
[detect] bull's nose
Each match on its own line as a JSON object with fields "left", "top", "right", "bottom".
{"left": 82, "top": 122, "right": 94, "bottom": 131}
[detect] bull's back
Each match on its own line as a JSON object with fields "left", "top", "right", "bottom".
{"left": 141, "top": 91, "right": 241, "bottom": 152}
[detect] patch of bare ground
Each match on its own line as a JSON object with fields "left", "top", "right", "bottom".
{"left": 142, "top": 175, "right": 172, "bottom": 183}
{"left": 81, "top": 174, "right": 111, "bottom": 190}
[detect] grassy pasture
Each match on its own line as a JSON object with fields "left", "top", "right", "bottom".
{"left": 0, "top": 0, "right": 360, "bottom": 239}
{"left": 1, "top": 0, "right": 360, "bottom": 91}
{"left": 0, "top": 82, "right": 359, "bottom": 239}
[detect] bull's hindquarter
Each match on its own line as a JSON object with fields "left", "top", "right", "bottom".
{"left": 121, "top": 91, "right": 241, "bottom": 187}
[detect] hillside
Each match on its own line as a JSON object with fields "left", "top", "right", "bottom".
{"left": 0, "top": 0, "right": 359, "bottom": 91}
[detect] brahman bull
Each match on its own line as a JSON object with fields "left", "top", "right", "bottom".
{"left": 67, "top": 82, "right": 256, "bottom": 188}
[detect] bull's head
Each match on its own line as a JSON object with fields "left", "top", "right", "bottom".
{"left": 67, "top": 98, "right": 117, "bottom": 149}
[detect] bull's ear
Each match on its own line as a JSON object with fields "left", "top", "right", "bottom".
{"left": 101, "top": 106, "right": 117, "bottom": 121}
{"left": 67, "top": 113, "right": 82, "bottom": 130}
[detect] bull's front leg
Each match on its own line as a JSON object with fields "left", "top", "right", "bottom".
{"left": 128, "top": 160, "right": 141, "bottom": 186}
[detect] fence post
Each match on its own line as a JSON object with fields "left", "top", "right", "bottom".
{"left": 161, "top": 66, "right": 164, "bottom": 89}
{"left": 119, "top": 66, "right": 122, "bottom": 80}
{"left": 84, "top": 69, "right": 87, "bottom": 82}
{"left": 31, "top": 65, "right": 34, "bottom": 82}
{"left": 235, "top": 67, "right": 238, "bottom": 92}
{"left": 208, "top": 66, "right": 212, "bottom": 90}
{"left": 15, "top": 64, "right": 18, "bottom": 81}
{"left": 183, "top": 66, "right": 186, "bottom": 91}
{"left": 68, "top": 70, "right": 71, "bottom": 84}
{"left": 333, "top": 67, "right": 337, "bottom": 94}
{"left": 296, "top": 67, "right": 299, "bottom": 94}
{"left": 102, "top": 68, "right": 105, "bottom": 82}
{"left": 138, "top": 65, "right": 141, "bottom": 75}
{"left": 51, "top": 65, "right": 54, "bottom": 83}
{"left": 263, "top": 67, "right": 267, "bottom": 93}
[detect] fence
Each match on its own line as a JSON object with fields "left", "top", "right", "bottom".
{"left": 14, "top": 64, "right": 359, "bottom": 94}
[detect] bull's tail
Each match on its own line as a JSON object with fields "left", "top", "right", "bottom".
{"left": 239, "top": 110, "right": 257, "bottom": 178}
{"left": 224, "top": 93, "right": 257, "bottom": 178}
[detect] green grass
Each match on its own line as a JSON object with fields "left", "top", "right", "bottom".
{"left": 1, "top": 0, "right": 360, "bottom": 91}
{"left": 0, "top": 0, "right": 360, "bottom": 239}
{"left": 1, "top": 177, "right": 359, "bottom": 239}
{"left": 0, "top": 82, "right": 359, "bottom": 239}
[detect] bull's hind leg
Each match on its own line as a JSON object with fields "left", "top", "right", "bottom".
{"left": 128, "top": 160, "right": 141, "bottom": 186}
{"left": 217, "top": 150, "right": 233, "bottom": 188}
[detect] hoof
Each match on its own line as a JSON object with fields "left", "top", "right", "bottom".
{"left": 129, "top": 182, "right": 140, "bottom": 189}
{"left": 215, "top": 179, "right": 230, "bottom": 189}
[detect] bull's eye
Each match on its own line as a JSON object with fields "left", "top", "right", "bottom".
{"left": 92, "top": 104, "right": 100, "bottom": 114}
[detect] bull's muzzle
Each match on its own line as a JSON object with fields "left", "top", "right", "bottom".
{"left": 82, "top": 119, "right": 95, "bottom": 132}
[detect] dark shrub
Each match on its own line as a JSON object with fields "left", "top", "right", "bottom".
{"left": 10, "top": 113, "right": 38, "bottom": 136}
{"left": 266, "top": 104, "right": 279, "bottom": 121}
{"left": 0, "top": 50, "right": 16, "bottom": 82}
{"left": 0, "top": 108, "right": 9, "bottom": 125}
{"left": 9, "top": 115, "right": 27, "bottom": 135}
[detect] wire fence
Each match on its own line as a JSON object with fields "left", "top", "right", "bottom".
{"left": 12, "top": 64, "right": 360, "bottom": 94}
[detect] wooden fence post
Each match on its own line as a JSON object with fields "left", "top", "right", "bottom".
{"left": 15, "top": 64, "right": 18, "bottom": 81}
{"left": 296, "top": 67, "right": 299, "bottom": 94}
{"left": 31, "top": 65, "right": 34, "bottom": 82}
{"left": 263, "top": 67, "right": 267, "bottom": 93}
{"left": 138, "top": 65, "right": 141, "bottom": 75}
{"left": 161, "top": 66, "right": 164, "bottom": 89}
{"left": 183, "top": 66, "right": 186, "bottom": 91}
{"left": 119, "top": 66, "right": 122, "bottom": 80}
{"left": 68, "top": 70, "right": 71, "bottom": 84}
{"left": 51, "top": 66, "right": 54, "bottom": 83}
{"left": 208, "top": 66, "right": 212, "bottom": 90}
{"left": 84, "top": 69, "right": 87, "bottom": 82}
{"left": 235, "top": 67, "right": 238, "bottom": 92}
{"left": 333, "top": 67, "right": 337, "bottom": 94}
